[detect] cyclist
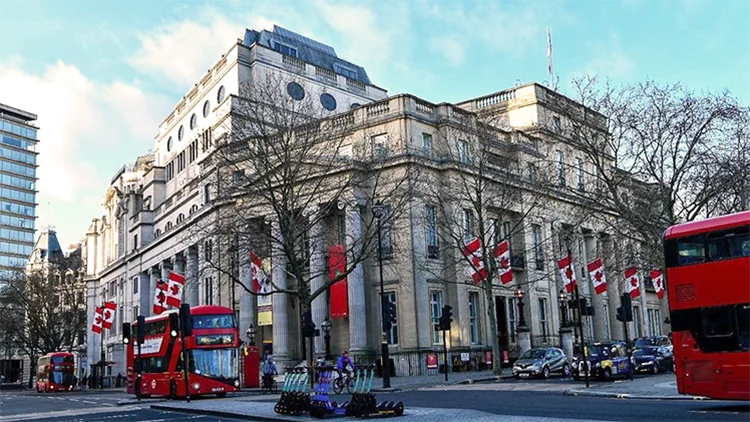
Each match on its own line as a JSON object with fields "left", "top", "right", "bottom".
{"left": 337, "top": 351, "right": 353, "bottom": 376}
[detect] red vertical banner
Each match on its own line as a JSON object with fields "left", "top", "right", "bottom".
{"left": 329, "top": 245, "right": 349, "bottom": 318}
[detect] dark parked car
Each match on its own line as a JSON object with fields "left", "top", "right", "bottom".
{"left": 512, "top": 348, "right": 570, "bottom": 379}
{"left": 572, "top": 341, "right": 632, "bottom": 381}
{"left": 633, "top": 346, "right": 674, "bottom": 374}
{"left": 634, "top": 336, "right": 672, "bottom": 352}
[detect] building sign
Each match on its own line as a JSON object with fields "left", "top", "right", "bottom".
{"left": 257, "top": 258, "right": 273, "bottom": 326}
{"left": 460, "top": 353, "right": 470, "bottom": 362}
{"left": 426, "top": 353, "right": 438, "bottom": 370}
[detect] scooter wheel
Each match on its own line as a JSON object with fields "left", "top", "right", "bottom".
{"left": 395, "top": 402, "right": 404, "bottom": 416}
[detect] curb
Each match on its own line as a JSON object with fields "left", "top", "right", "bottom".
{"left": 564, "top": 389, "right": 710, "bottom": 401}
{"left": 117, "top": 398, "right": 168, "bottom": 406}
{"left": 151, "top": 404, "right": 291, "bottom": 422}
{"left": 456, "top": 375, "right": 513, "bottom": 385}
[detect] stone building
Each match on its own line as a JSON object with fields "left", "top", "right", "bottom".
{"left": 82, "top": 26, "right": 668, "bottom": 378}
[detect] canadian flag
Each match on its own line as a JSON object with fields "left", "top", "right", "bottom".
{"left": 92, "top": 307, "right": 103, "bottom": 334}
{"left": 166, "top": 272, "right": 185, "bottom": 307}
{"left": 651, "top": 270, "right": 664, "bottom": 300}
{"left": 153, "top": 280, "right": 168, "bottom": 314}
{"left": 558, "top": 256, "right": 577, "bottom": 293}
{"left": 494, "top": 240, "right": 513, "bottom": 285}
{"left": 624, "top": 267, "right": 641, "bottom": 299}
{"left": 101, "top": 301, "right": 116, "bottom": 329}
{"left": 587, "top": 258, "right": 608, "bottom": 295}
{"left": 250, "top": 251, "right": 266, "bottom": 293}
{"left": 464, "top": 237, "right": 488, "bottom": 285}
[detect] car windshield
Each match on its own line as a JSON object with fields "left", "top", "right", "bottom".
{"left": 190, "top": 348, "right": 237, "bottom": 379}
{"left": 519, "top": 349, "right": 547, "bottom": 360}
{"left": 633, "top": 347, "right": 658, "bottom": 357}
{"left": 634, "top": 338, "right": 656, "bottom": 348}
{"left": 587, "top": 345, "right": 610, "bottom": 358}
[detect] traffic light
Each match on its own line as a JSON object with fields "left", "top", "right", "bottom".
{"left": 616, "top": 306, "right": 625, "bottom": 322}
{"left": 439, "top": 305, "right": 453, "bottom": 331}
{"left": 578, "top": 298, "right": 595, "bottom": 316}
{"left": 621, "top": 293, "right": 633, "bottom": 322}
{"left": 122, "top": 323, "right": 131, "bottom": 344}
{"left": 383, "top": 300, "right": 397, "bottom": 331}
{"left": 136, "top": 315, "right": 146, "bottom": 344}
{"left": 180, "top": 304, "right": 192, "bottom": 336}
{"left": 302, "top": 310, "right": 316, "bottom": 338}
{"left": 168, "top": 313, "right": 180, "bottom": 337}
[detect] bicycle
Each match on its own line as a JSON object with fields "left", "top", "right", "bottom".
{"left": 332, "top": 370, "right": 354, "bottom": 394}
{"left": 262, "top": 373, "right": 278, "bottom": 394}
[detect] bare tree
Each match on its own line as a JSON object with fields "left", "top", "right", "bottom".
{"left": 186, "top": 74, "right": 415, "bottom": 361}
{"left": 559, "top": 76, "right": 743, "bottom": 266}
{"left": 0, "top": 253, "right": 87, "bottom": 387}
{"left": 416, "top": 111, "right": 556, "bottom": 375}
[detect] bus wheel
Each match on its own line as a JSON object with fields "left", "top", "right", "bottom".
{"left": 169, "top": 380, "right": 177, "bottom": 400}
{"left": 216, "top": 392, "right": 227, "bottom": 398}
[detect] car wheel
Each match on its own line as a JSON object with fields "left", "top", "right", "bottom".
{"left": 601, "top": 367, "right": 612, "bottom": 381}
{"left": 562, "top": 364, "right": 571, "bottom": 377}
{"left": 652, "top": 361, "right": 659, "bottom": 375}
{"left": 542, "top": 366, "right": 550, "bottom": 379}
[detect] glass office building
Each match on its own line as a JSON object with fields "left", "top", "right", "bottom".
{"left": 0, "top": 103, "right": 38, "bottom": 273}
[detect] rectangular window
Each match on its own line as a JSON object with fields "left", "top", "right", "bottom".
{"left": 532, "top": 224, "right": 544, "bottom": 270}
{"left": 594, "top": 165, "right": 602, "bottom": 194}
{"left": 204, "top": 277, "right": 214, "bottom": 305}
{"left": 538, "top": 298, "right": 549, "bottom": 340}
{"left": 552, "top": 116, "right": 561, "bottom": 132}
{"left": 133, "top": 277, "right": 139, "bottom": 294}
{"left": 507, "top": 297, "right": 516, "bottom": 343}
{"left": 233, "top": 170, "right": 245, "bottom": 185}
{"left": 333, "top": 64, "right": 357, "bottom": 79}
{"left": 457, "top": 140, "right": 469, "bottom": 164}
{"left": 273, "top": 42, "right": 297, "bottom": 58}
{"left": 422, "top": 133, "right": 433, "bottom": 157}
{"left": 462, "top": 209, "right": 472, "bottom": 243}
{"left": 556, "top": 150, "right": 565, "bottom": 187}
{"left": 469, "top": 292, "right": 480, "bottom": 344}
{"left": 372, "top": 134, "right": 388, "bottom": 159}
{"left": 528, "top": 162, "right": 538, "bottom": 183}
{"left": 577, "top": 158, "right": 584, "bottom": 191}
{"left": 338, "top": 213, "right": 346, "bottom": 245}
{"left": 632, "top": 305, "right": 642, "bottom": 337}
{"left": 385, "top": 292, "right": 398, "bottom": 345}
{"left": 425, "top": 205, "right": 439, "bottom": 258}
{"left": 133, "top": 234, "right": 138, "bottom": 250}
{"left": 430, "top": 291, "right": 443, "bottom": 344}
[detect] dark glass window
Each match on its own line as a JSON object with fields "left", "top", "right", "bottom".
{"left": 677, "top": 235, "right": 705, "bottom": 266}
{"left": 702, "top": 307, "right": 734, "bottom": 338}
{"left": 190, "top": 113, "right": 197, "bottom": 130}
{"left": 192, "top": 314, "right": 236, "bottom": 329}
{"left": 203, "top": 100, "right": 210, "bottom": 117}
{"left": 350, "top": 103, "right": 361, "bottom": 110}
{"left": 707, "top": 226, "right": 750, "bottom": 261}
{"left": 178, "top": 125, "right": 184, "bottom": 141}
{"left": 287, "top": 82, "right": 305, "bottom": 101}
{"left": 167, "top": 136, "right": 173, "bottom": 152}
{"left": 217, "top": 86, "right": 226, "bottom": 103}
{"left": 736, "top": 304, "right": 749, "bottom": 350}
{"left": 320, "top": 93, "right": 337, "bottom": 111}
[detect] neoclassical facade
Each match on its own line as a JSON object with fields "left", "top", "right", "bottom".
{"left": 83, "top": 26, "right": 668, "bottom": 378}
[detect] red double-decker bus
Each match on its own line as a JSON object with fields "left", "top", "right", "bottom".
{"left": 664, "top": 210, "right": 750, "bottom": 401}
{"left": 36, "top": 352, "right": 76, "bottom": 393}
{"left": 126, "top": 305, "right": 240, "bottom": 398}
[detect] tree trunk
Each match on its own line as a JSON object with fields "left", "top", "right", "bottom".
{"left": 483, "top": 281, "right": 503, "bottom": 375}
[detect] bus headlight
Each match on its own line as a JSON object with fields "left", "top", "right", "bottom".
{"left": 192, "top": 382, "right": 201, "bottom": 391}
{"left": 234, "top": 379, "right": 240, "bottom": 388}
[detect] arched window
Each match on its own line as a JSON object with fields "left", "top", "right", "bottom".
{"left": 177, "top": 213, "right": 185, "bottom": 223}
{"left": 155, "top": 229, "right": 162, "bottom": 238}
{"left": 166, "top": 222, "right": 173, "bottom": 231}
{"left": 190, "top": 204, "right": 199, "bottom": 215}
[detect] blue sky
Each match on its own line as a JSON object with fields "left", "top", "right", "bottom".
{"left": 0, "top": 0, "right": 748, "bottom": 247}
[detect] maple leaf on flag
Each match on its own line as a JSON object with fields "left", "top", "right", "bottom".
{"left": 630, "top": 278, "right": 638, "bottom": 287}
{"left": 95, "top": 316, "right": 102, "bottom": 324}
{"left": 500, "top": 257, "right": 509, "bottom": 269}
{"left": 104, "top": 311, "right": 111, "bottom": 319}
{"left": 566, "top": 268, "right": 573, "bottom": 279}
{"left": 158, "top": 292, "right": 165, "bottom": 301}
{"left": 171, "top": 284, "right": 180, "bottom": 295}
{"left": 595, "top": 271, "right": 602, "bottom": 282}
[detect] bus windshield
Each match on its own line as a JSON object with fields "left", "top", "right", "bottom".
{"left": 52, "top": 370, "right": 75, "bottom": 385}
{"left": 192, "top": 314, "right": 235, "bottom": 329}
{"left": 190, "top": 349, "right": 237, "bottom": 379}
{"left": 51, "top": 356, "right": 74, "bottom": 364}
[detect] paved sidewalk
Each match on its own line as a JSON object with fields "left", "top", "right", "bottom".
{"left": 564, "top": 373, "right": 707, "bottom": 400}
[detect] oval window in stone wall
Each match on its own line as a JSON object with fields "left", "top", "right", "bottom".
{"left": 287, "top": 82, "right": 305, "bottom": 101}
{"left": 178, "top": 125, "right": 184, "bottom": 141}
{"left": 217, "top": 85, "right": 226, "bottom": 103}
{"left": 350, "top": 103, "right": 361, "bottom": 110}
{"left": 203, "top": 100, "right": 211, "bottom": 117}
{"left": 167, "top": 136, "right": 173, "bottom": 152}
{"left": 190, "top": 113, "right": 197, "bottom": 130}
{"left": 320, "top": 93, "right": 337, "bottom": 111}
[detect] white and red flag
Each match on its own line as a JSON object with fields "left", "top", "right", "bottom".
{"left": 250, "top": 251, "right": 266, "bottom": 293}
{"left": 153, "top": 280, "right": 168, "bottom": 314}
{"left": 101, "top": 301, "right": 116, "bottom": 329}
{"left": 624, "top": 267, "right": 641, "bottom": 299}
{"left": 587, "top": 258, "right": 608, "bottom": 295}
{"left": 464, "top": 237, "right": 488, "bottom": 285}
{"left": 92, "top": 307, "right": 103, "bottom": 334}
{"left": 494, "top": 240, "right": 513, "bottom": 285}
{"left": 166, "top": 271, "right": 185, "bottom": 307}
{"left": 651, "top": 270, "right": 664, "bottom": 300}
{"left": 558, "top": 256, "right": 577, "bottom": 293}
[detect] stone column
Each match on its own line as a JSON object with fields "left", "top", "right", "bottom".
{"left": 345, "top": 202, "right": 367, "bottom": 354}
{"left": 186, "top": 245, "right": 199, "bottom": 306}
{"left": 583, "top": 234, "right": 606, "bottom": 340}
{"left": 238, "top": 236, "right": 255, "bottom": 336}
{"left": 161, "top": 260, "right": 171, "bottom": 289}
{"left": 517, "top": 326, "right": 531, "bottom": 355}
{"left": 605, "top": 236, "right": 624, "bottom": 341}
{"left": 271, "top": 221, "right": 291, "bottom": 368}
{"left": 138, "top": 271, "right": 150, "bottom": 315}
{"left": 310, "top": 211, "right": 327, "bottom": 355}
{"left": 560, "top": 326, "right": 574, "bottom": 363}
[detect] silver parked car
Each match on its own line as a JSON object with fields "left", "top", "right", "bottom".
{"left": 512, "top": 347, "right": 570, "bottom": 379}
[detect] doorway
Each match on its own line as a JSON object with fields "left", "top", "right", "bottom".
{"left": 495, "top": 296, "right": 509, "bottom": 351}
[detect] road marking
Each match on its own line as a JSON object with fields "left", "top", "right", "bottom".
{"left": 81, "top": 400, "right": 98, "bottom": 404}
{"left": 0, "top": 405, "right": 147, "bottom": 422}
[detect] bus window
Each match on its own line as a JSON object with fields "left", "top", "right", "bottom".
{"left": 708, "top": 227, "right": 750, "bottom": 261}
{"left": 702, "top": 307, "right": 734, "bottom": 338}
{"left": 677, "top": 235, "right": 705, "bottom": 266}
{"left": 736, "top": 304, "right": 750, "bottom": 351}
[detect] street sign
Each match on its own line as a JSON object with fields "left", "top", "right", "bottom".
{"left": 460, "top": 353, "right": 470, "bottom": 362}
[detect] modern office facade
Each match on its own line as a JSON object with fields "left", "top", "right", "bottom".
{"left": 82, "top": 26, "right": 668, "bottom": 378}
{"left": 0, "top": 103, "right": 37, "bottom": 275}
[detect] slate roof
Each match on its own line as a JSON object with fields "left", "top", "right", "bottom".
{"left": 243, "top": 25, "right": 372, "bottom": 85}
{"left": 30, "top": 227, "right": 63, "bottom": 263}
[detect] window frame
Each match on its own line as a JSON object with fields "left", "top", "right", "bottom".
{"left": 469, "top": 291, "right": 481, "bottom": 344}
{"left": 430, "top": 290, "right": 443, "bottom": 345}
{"left": 385, "top": 292, "right": 398, "bottom": 345}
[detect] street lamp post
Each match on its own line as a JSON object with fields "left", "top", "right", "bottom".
{"left": 321, "top": 317, "right": 332, "bottom": 361}
{"left": 246, "top": 324, "right": 256, "bottom": 346}
{"left": 558, "top": 289, "right": 568, "bottom": 327}
{"left": 515, "top": 286, "right": 526, "bottom": 327}
{"left": 372, "top": 203, "right": 391, "bottom": 389}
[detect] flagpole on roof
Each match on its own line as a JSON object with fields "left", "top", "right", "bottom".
{"left": 547, "top": 26, "right": 557, "bottom": 92}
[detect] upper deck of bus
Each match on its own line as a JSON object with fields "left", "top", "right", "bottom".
{"left": 664, "top": 211, "right": 750, "bottom": 240}
{"left": 132, "top": 305, "right": 235, "bottom": 325}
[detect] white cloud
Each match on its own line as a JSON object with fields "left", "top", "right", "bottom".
{"left": 581, "top": 34, "right": 636, "bottom": 79}
{"left": 0, "top": 60, "right": 170, "bottom": 244}
{"left": 429, "top": 37, "right": 466, "bottom": 66}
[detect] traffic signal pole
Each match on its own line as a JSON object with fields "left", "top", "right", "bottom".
{"left": 568, "top": 249, "right": 589, "bottom": 389}
{"left": 620, "top": 294, "right": 634, "bottom": 381}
